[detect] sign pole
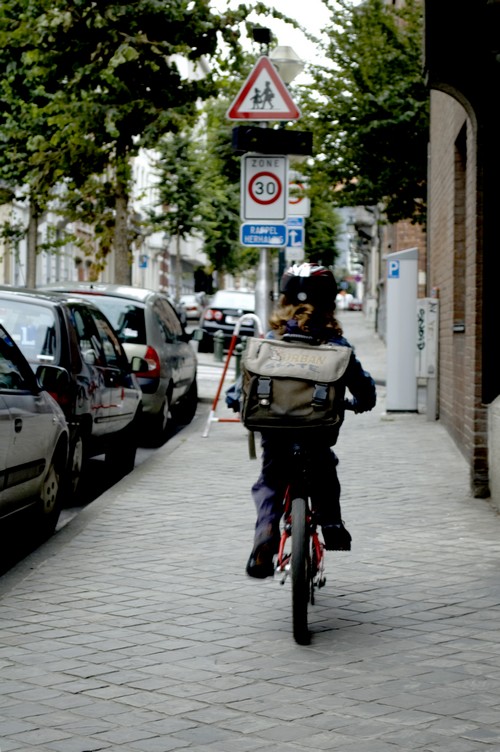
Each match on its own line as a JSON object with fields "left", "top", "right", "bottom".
{"left": 255, "top": 248, "right": 274, "bottom": 331}
{"left": 227, "top": 51, "right": 304, "bottom": 330}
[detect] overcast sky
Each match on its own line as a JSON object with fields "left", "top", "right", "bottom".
{"left": 213, "top": 0, "right": 332, "bottom": 77}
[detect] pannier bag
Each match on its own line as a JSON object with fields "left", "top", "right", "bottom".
{"left": 241, "top": 337, "right": 352, "bottom": 432}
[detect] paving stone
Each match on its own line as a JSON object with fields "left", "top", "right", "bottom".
{"left": 1, "top": 314, "right": 500, "bottom": 750}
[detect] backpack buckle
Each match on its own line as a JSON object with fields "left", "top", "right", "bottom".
{"left": 312, "top": 383, "right": 328, "bottom": 409}
{"left": 257, "top": 376, "right": 271, "bottom": 407}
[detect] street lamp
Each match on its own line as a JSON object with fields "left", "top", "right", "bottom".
{"left": 269, "top": 46, "right": 305, "bottom": 85}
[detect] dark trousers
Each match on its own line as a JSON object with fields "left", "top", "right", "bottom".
{"left": 250, "top": 433, "right": 342, "bottom": 550}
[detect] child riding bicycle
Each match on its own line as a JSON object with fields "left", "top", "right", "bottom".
{"left": 246, "top": 263, "right": 377, "bottom": 579}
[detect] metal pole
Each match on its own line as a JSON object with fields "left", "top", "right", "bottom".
{"left": 254, "top": 248, "right": 273, "bottom": 333}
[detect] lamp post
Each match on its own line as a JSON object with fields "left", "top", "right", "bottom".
{"left": 269, "top": 46, "right": 305, "bottom": 85}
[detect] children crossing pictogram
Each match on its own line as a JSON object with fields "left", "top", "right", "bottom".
{"left": 227, "top": 57, "right": 301, "bottom": 121}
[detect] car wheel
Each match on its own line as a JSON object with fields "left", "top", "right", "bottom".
{"left": 148, "top": 391, "right": 171, "bottom": 446}
{"left": 68, "top": 432, "right": 85, "bottom": 498}
{"left": 37, "top": 447, "right": 65, "bottom": 538}
{"left": 172, "top": 378, "right": 198, "bottom": 425}
{"left": 106, "top": 409, "right": 141, "bottom": 478}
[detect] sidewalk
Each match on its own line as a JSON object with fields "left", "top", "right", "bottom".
{"left": 2, "top": 313, "right": 500, "bottom": 751}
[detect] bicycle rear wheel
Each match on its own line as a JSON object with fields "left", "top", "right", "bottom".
{"left": 291, "top": 496, "right": 311, "bottom": 645}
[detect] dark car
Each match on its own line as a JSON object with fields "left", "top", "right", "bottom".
{"left": 0, "top": 322, "right": 69, "bottom": 538}
{"left": 0, "top": 288, "right": 145, "bottom": 497}
{"left": 200, "top": 289, "right": 256, "bottom": 352}
{"left": 40, "top": 283, "right": 199, "bottom": 446}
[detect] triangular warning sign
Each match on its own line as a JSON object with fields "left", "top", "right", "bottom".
{"left": 226, "top": 56, "right": 301, "bottom": 121}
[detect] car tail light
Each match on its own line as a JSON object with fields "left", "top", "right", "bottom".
{"left": 135, "top": 346, "right": 161, "bottom": 378}
{"left": 204, "top": 309, "right": 223, "bottom": 322}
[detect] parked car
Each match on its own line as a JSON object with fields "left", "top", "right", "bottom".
{"left": 0, "top": 288, "right": 145, "bottom": 497}
{"left": 179, "top": 292, "right": 208, "bottom": 321}
{"left": 348, "top": 298, "right": 363, "bottom": 311}
{"left": 200, "top": 289, "right": 256, "bottom": 352}
{"left": 41, "top": 283, "right": 199, "bottom": 445}
{"left": 0, "top": 322, "right": 69, "bottom": 537}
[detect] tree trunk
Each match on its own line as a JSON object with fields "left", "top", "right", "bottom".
{"left": 113, "top": 148, "right": 132, "bottom": 285}
{"left": 175, "top": 233, "right": 182, "bottom": 301}
{"left": 26, "top": 202, "right": 38, "bottom": 288}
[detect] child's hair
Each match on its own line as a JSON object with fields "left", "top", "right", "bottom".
{"left": 269, "top": 295, "right": 343, "bottom": 340}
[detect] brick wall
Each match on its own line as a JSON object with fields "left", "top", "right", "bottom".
{"left": 428, "top": 90, "right": 488, "bottom": 497}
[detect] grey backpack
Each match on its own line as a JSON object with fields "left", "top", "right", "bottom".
{"left": 241, "top": 336, "right": 352, "bottom": 433}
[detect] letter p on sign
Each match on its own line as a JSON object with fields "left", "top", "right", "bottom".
{"left": 388, "top": 259, "right": 400, "bottom": 279}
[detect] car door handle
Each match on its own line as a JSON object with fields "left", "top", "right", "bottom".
{"left": 14, "top": 417, "right": 22, "bottom": 433}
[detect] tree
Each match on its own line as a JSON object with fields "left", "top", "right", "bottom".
{"left": 0, "top": 2, "right": 107, "bottom": 285}
{"left": 197, "top": 96, "right": 259, "bottom": 278}
{"left": 153, "top": 130, "right": 206, "bottom": 301}
{"left": 291, "top": 165, "right": 342, "bottom": 267}
{"left": 300, "top": 0, "right": 428, "bottom": 225}
{"left": 0, "top": 0, "right": 272, "bottom": 284}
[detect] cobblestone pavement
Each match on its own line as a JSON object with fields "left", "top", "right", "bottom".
{"left": 1, "top": 313, "right": 500, "bottom": 751}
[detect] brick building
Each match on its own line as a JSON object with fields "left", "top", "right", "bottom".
{"left": 424, "top": 1, "right": 500, "bottom": 506}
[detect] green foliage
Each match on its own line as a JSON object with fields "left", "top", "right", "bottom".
{"left": 300, "top": 0, "right": 428, "bottom": 225}
{"left": 57, "top": 177, "right": 119, "bottom": 276}
{"left": 0, "top": 0, "right": 272, "bottom": 276}
{"left": 195, "top": 96, "right": 259, "bottom": 276}
{"left": 153, "top": 129, "right": 205, "bottom": 240}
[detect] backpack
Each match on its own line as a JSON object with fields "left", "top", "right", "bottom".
{"left": 241, "top": 336, "right": 352, "bottom": 433}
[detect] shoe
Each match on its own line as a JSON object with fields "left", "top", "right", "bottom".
{"left": 322, "top": 522, "right": 352, "bottom": 551}
{"left": 246, "top": 541, "right": 276, "bottom": 579}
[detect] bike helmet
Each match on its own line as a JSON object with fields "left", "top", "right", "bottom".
{"left": 280, "top": 263, "right": 338, "bottom": 307}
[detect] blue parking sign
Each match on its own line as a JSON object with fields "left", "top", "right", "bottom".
{"left": 388, "top": 259, "right": 400, "bottom": 279}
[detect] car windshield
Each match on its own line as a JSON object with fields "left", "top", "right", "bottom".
{"left": 211, "top": 291, "right": 254, "bottom": 310}
{"left": 87, "top": 297, "right": 147, "bottom": 345}
{"left": 0, "top": 300, "right": 57, "bottom": 364}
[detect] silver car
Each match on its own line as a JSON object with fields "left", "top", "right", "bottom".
{"left": 42, "top": 283, "right": 199, "bottom": 446}
{"left": 0, "top": 287, "right": 145, "bottom": 496}
{"left": 0, "top": 323, "right": 69, "bottom": 539}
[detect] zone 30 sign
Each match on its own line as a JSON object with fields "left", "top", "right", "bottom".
{"left": 241, "top": 154, "right": 288, "bottom": 221}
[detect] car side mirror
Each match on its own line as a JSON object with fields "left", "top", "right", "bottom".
{"left": 130, "top": 356, "right": 149, "bottom": 374}
{"left": 36, "top": 365, "right": 70, "bottom": 393}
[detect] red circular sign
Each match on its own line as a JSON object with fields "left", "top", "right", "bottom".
{"left": 248, "top": 171, "right": 283, "bottom": 205}
{"left": 289, "top": 181, "right": 304, "bottom": 205}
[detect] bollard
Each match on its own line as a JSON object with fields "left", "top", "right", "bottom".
{"left": 235, "top": 337, "right": 247, "bottom": 379}
{"left": 235, "top": 343, "right": 243, "bottom": 379}
{"left": 213, "top": 329, "right": 224, "bottom": 362}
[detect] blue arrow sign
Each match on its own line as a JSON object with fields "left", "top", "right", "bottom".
{"left": 287, "top": 226, "right": 304, "bottom": 247}
{"left": 240, "top": 223, "right": 288, "bottom": 247}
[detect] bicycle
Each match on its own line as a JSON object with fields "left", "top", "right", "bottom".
{"left": 274, "top": 401, "right": 355, "bottom": 645}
